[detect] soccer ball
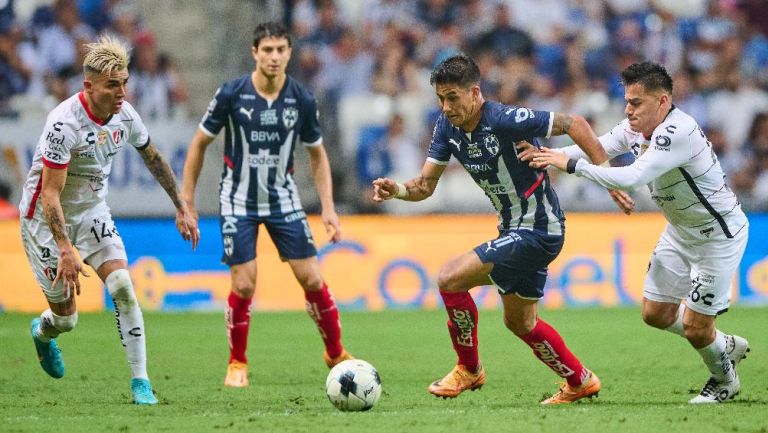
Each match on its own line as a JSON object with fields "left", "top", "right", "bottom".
{"left": 325, "top": 359, "right": 382, "bottom": 411}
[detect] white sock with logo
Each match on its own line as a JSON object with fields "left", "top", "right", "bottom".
{"left": 106, "top": 269, "right": 148, "bottom": 380}
{"left": 696, "top": 330, "right": 736, "bottom": 383}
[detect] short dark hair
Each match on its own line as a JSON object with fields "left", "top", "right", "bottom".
{"left": 253, "top": 21, "right": 291, "bottom": 48}
{"left": 430, "top": 54, "right": 480, "bottom": 88}
{"left": 620, "top": 61, "right": 673, "bottom": 94}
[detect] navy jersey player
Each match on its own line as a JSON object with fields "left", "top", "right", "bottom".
{"left": 373, "top": 54, "right": 628, "bottom": 404}
{"left": 181, "top": 22, "right": 352, "bottom": 387}
{"left": 530, "top": 62, "right": 750, "bottom": 404}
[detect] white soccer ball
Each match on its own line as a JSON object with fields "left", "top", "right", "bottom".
{"left": 325, "top": 359, "right": 382, "bottom": 411}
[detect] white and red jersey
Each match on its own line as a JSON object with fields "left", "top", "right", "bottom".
{"left": 19, "top": 92, "right": 149, "bottom": 222}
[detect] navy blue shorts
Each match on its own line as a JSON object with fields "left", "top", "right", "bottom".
{"left": 473, "top": 229, "right": 564, "bottom": 299}
{"left": 220, "top": 212, "right": 317, "bottom": 266}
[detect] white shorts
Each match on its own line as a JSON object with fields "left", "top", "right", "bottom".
{"left": 643, "top": 224, "right": 748, "bottom": 316}
{"left": 20, "top": 207, "right": 127, "bottom": 304}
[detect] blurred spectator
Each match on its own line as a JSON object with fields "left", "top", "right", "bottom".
{"left": 707, "top": 69, "right": 768, "bottom": 155}
{"left": 0, "top": 20, "right": 35, "bottom": 115}
{"left": 315, "top": 28, "right": 374, "bottom": 101}
{"left": 471, "top": 3, "right": 534, "bottom": 60}
{"left": 127, "top": 30, "right": 188, "bottom": 120}
{"left": 35, "top": 0, "right": 94, "bottom": 96}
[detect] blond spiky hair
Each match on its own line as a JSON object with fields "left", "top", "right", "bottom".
{"left": 82, "top": 36, "right": 130, "bottom": 75}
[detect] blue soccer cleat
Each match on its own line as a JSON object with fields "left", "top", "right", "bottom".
{"left": 131, "top": 378, "right": 158, "bottom": 405}
{"left": 30, "top": 318, "right": 65, "bottom": 379}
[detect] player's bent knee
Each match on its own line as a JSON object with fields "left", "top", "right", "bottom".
{"left": 105, "top": 269, "right": 139, "bottom": 312}
{"left": 436, "top": 268, "right": 460, "bottom": 292}
{"left": 51, "top": 311, "right": 78, "bottom": 333}
{"left": 503, "top": 314, "right": 534, "bottom": 335}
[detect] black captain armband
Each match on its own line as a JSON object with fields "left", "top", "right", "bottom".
{"left": 566, "top": 159, "right": 577, "bottom": 174}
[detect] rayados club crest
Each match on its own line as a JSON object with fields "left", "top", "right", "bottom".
{"left": 483, "top": 134, "right": 500, "bottom": 156}
{"left": 282, "top": 107, "right": 298, "bottom": 129}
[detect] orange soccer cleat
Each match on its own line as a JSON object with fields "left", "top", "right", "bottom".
{"left": 324, "top": 349, "right": 354, "bottom": 368}
{"left": 224, "top": 361, "right": 249, "bottom": 387}
{"left": 541, "top": 370, "right": 601, "bottom": 405}
{"left": 428, "top": 364, "right": 486, "bottom": 398}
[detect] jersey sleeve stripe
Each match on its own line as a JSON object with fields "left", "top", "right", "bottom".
{"left": 199, "top": 123, "right": 217, "bottom": 138}
{"left": 426, "top": 157, "right": 449, "bottom": 166}
{"left": 135, "top": 136, "right": 151, "bottom": 150}
{"left": 545, "top": 112, "right": 554, "bottom": 139}
{"left": 301, "top": 137, "right": 322, "bottom": 147}
{"left": 42, "top": 158, "right": 68, "bottom": 169}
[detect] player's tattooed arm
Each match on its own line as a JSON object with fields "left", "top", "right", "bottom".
{"left": 401, "top": 175, "right": 440, "bottom": 201}
{"left": 550, "top": 113, "right": 574, "bottom": 136}
{"left": 138, "top": 141, "right": 184, "bottom": 209}
{"left": 140, "top": 140, "right": 200, "bottom": 249}
{"left": 551, "top": 112, "right": 608, "bottom": 165}
{"left": 40, "top": 165, "right": 71, "bottom": 247}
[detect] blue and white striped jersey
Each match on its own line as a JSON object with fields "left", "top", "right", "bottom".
{"left": 199, "top": 74, "right": 322, "bottom": 217}
{"left": 428, "top": 101, "right": 564, "bottom": 234}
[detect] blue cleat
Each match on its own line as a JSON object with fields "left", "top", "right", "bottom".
{"left": 30, "top": 318, "right": 65, "bottom": 379}
{"left": 131, "top": 378, "right": 158, "bottom": 405}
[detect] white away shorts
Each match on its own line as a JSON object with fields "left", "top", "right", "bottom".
{"left": 643, "top": 224, "right": 748, "bottom": 316}
{"left": 20, "top": 208, "right": 127, "bottom": 303}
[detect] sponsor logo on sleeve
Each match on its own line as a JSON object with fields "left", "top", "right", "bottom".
{"left": 654, "top": 135, "right": 671, "bottom": 151}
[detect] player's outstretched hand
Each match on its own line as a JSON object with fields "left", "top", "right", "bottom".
{"left": 176, "top": 203, "right": 200, "bottom": 251}
{"left": 531, "top": 147, "right": 569, "bottom": 171}
{"left": 515, "top": 141, "right": 537, "bottom": 163}
{"left": 609, "top": 189, "right": 635, "bottom": 215}
{"left": 322, "top": 209, "right": 342, "bottom": 243}
{"left": 372, "top": 177, "right": 397, "bottom": 202}
{"left": 52, "top": 247, "right": 89, "bottom": 298}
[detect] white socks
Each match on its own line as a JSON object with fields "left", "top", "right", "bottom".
{"left": 697, "top": 330, "right": 736, "bottom": 383}
{"left": 106, "top": 269, "right": 148, "bottom": 380}
{"left": 663, "top": 303, "right": 686, "bottom": 337}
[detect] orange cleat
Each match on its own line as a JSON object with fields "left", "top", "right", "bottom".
{"left": 541, "top": 370, "right": 601, "bottom": 405}
{"left": 224, "top": 361, "right": 249, "bottom": 387}
{"left": 324, "top": 349, "right": 354, "bottom": 368}
{"left": 428, "top": 364, "right": 486, "bottom": 398}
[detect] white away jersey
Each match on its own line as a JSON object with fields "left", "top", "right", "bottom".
{"left": 20, "top": 92, "right": 150, "bottom": 221}
{"left": 572, "top": 107, "right": 748, "bottom": 241}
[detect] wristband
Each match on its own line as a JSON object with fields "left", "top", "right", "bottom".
{"left": 395, "top": 182, "right": 407, "bottom": 199}
{"left": 566, "top": 159, "right": 577, "bottom": 174}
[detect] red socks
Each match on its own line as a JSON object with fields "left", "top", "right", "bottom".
{"left": 518, "top": 318, "right": 588, "bottom": 387}
{"left": 226, "top": 291, "right": 252, "bottom": 364}
{"left": 440, "top": 291, "right": 480, "bottom": 373}
{"left": 305, "top": 282, "right": 343, "bottom": 359}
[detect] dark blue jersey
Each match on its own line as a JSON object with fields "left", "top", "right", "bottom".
{"left": 428, "top": 101, "right": 565, "bottom": 234}
{"left": 199, "top": 74, "right": 322, "bottom": 217}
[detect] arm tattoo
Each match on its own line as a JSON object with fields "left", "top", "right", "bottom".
{"left": 43, "top": 203, "right": 68, "bottom": 243}
{"left": 140, "top": 145, "right": 183, "bottom": 209}
{"left": 551, "top": 113, "right": 574, "bottom": 136}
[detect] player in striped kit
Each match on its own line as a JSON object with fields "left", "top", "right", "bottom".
{"left": 530, "top": 62, "right": 750, "bottom": 403}
{"left": 373, "top": 54, "right": 630, "bottom": 404}
{"left": 20, "top": 36, "right": 199, "bottom": 404}
{"left": 181, "top": 22, "right": 351, "bottom": 387}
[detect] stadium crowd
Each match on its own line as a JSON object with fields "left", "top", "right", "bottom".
{"left": 1, "top": 0, "right": 767, "bottom": 214}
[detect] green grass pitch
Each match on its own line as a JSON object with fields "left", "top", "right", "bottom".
{"left": 1, "top": 307, "right": 766, "bottom": 433}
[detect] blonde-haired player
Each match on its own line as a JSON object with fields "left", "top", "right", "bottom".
{"left": 20, "top": 36, "right": 199, "bottom": 405}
